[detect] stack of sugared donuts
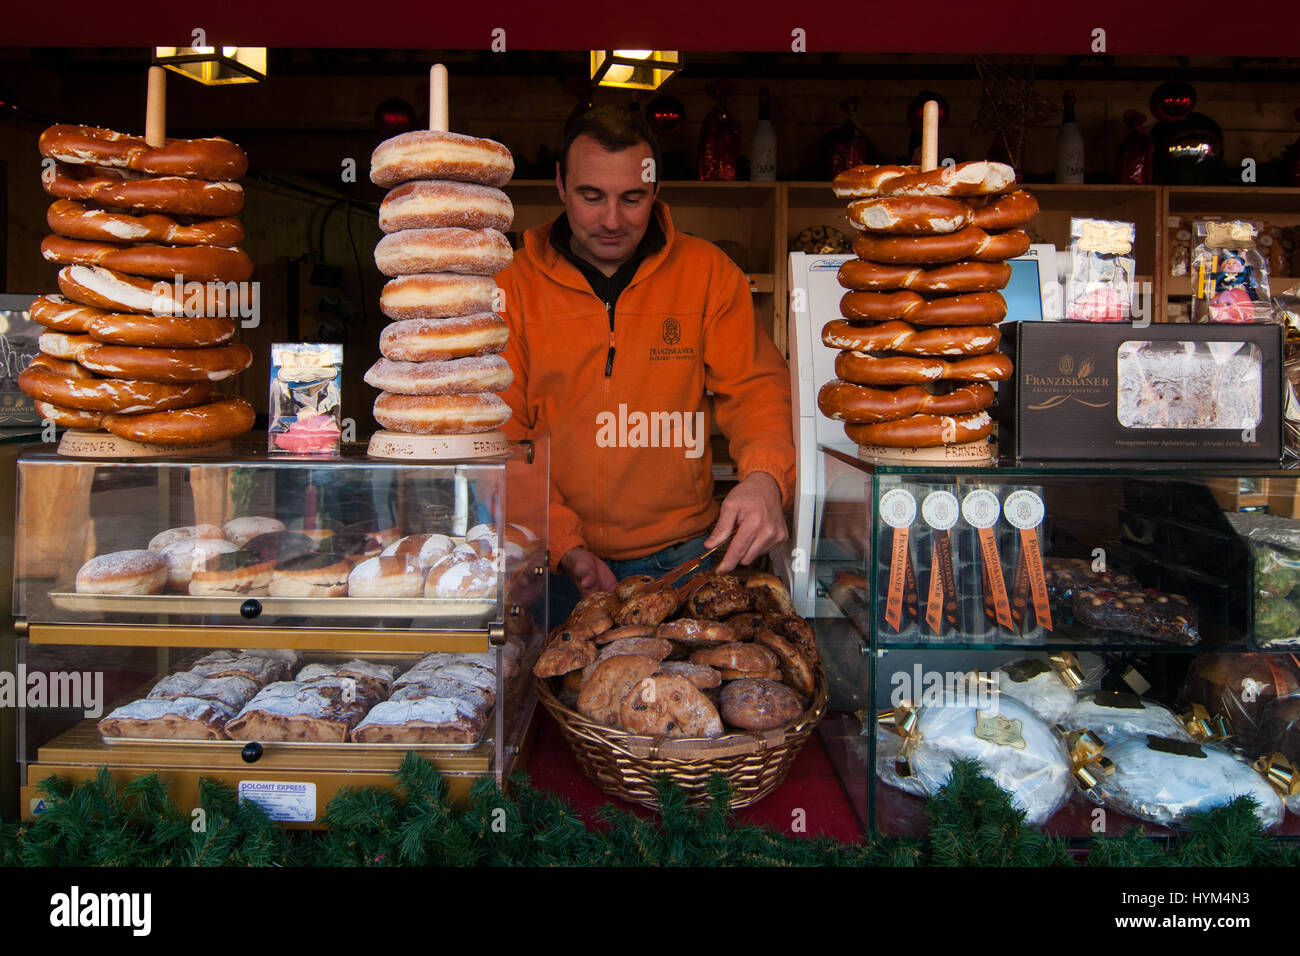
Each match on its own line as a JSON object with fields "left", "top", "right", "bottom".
{"left": 19, "top": 124, "right": 255, "bottom": 444}
{"left": 366, "top": 131, "right": 515, "bottom": 435}
{"left": 817, "top": 161, "right": 1038, "bottom": 450}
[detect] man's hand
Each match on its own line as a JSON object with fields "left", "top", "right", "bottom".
{"left": 560, "top": 546, "right": 619, "bottom": 596}
{"left": 705, "top": 472, "right": 788, "bottom": 573}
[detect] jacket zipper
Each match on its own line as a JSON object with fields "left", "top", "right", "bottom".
{"left": 598, "top": 299, "right": 615, "bottom": 555}
{"left": 604, "top": 299, "right": 616, "bottom": 376}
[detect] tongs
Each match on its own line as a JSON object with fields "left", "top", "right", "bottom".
{"left": 649, "top": 533, "right": 733, "bottom": 592}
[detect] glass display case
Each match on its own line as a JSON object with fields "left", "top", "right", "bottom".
{"left": 13, "top": 437, "right": 549, "bottom": 825}
{"left": 811, "top": 446, "right": 1300, "bottom": 840}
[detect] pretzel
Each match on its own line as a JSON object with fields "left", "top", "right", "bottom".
{"left": 852, "top": 226, "right": 1031, "bottom": 265}
{"left": 845, "top": 410, "right": 994, "bottom": 447}
{"left": 970, "top": 190, "right": 1039, "bottom": 231}
{"left": 76, "top": 342, "right": 253, "bottom": 384}
{"left": 44, "top": 164, "right": 245, "bottom": 217}
{"left": 840, "top": 291, "right": 1007, "bottom": 326}
{"left": 42, "top": 236, "right": 253, "bottom": 283}
{"left": 26, "top": 352, "right": 94, "bottom": 379}
{"left": 86, "top": 310, "right": 236, "bottom": 349}
{"left": 822, "top": 320, "right": 1001, "bottom": 356}
{"left": 817, "top": 380, "right": 995, "bottom": 423}
{"left": 834, "top": 350, "right": 1014, "bottom": 385}
{"left": 103, "top": 396, "right": 255, "bottom": 445}
{"left": 880, "top": 161, "right": 1016, "bottom": 198}
{"left": 58, "top": 265, "right": 251, "bottom": 317}
{"left": 47, "top": 199, "right": 245, "bottom": 247}
{"left": 846, "top": 196, "right": 972, "bottom": 235}
{"left": 838, "top": 259, "right": 1012, "bottom": 294}
{"left": 18, "top": 363, "right": 212, "bottom": 414}
{"left": 33, "top": 400, "right": 104, "bottom": 429}
{"left": 39, "top": 125, "right": 248, "bottom": 181}
{"left": 831, "top": 164, "right": 918, "bottom": 198}
{"left": 37, "top": 331, "right": 94, "bottom": 361}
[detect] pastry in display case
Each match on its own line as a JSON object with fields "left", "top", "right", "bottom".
{"left": 13, "top": 436, "right": 549, "bottom": 824}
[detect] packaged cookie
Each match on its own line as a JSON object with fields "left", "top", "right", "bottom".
{"left": 269, "top": 343, "right": 343, "bottom": 454}
{"left": 1095, "top": 734, "right": 1284, "bottom": 830}
{"left": 875, "top": 697, "right": 1073, "bottom": 827}
{"left": 1192, "top": 220, "right": 1273, "bottom": 324}
{"left": 1065, "top": 218, "right": 1137, "bottom": 322}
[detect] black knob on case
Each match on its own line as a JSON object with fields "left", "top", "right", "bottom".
{"left": 241, "top": 742, "right": 263, "bottom": 763}
{"left": 240, "top": 599, "right": 262, "bottom": 619}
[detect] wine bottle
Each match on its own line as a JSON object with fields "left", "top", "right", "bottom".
{"left": 750, "top": 87, "right": 777, "bottom": 181}
{"left": 1055, "top": 90, "right": 1085, "bottom": 184}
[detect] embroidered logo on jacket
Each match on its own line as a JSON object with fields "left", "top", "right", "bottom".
{"left": 662, "top": 318, "right": 681, "bottom": 345}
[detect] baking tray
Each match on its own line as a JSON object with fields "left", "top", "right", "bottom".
{"left": 49, "top": 591, "right": 496, "bottom": 619}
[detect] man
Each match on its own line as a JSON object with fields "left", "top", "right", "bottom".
{"left": 496, "top": 106, "right": 795, "bottom": 622}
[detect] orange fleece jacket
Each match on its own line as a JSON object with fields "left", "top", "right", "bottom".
{"left": 496, "top": 201, "right": 795, "bottom": 573}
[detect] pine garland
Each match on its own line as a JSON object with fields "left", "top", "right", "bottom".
{"left": 0, "top": 756, "right": 1293, "bottom": 867}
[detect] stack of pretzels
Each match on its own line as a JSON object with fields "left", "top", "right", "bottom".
{"left": 365, "top": 131, "right": 516, "bottom": 435}
{"left": 20, "top": 124, "right": 255, "bottom": 444}
{"left": 817, "top": 161, "right": 1038, "bottom": 449}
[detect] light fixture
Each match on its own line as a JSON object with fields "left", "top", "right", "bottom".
{"left": 154, "top": 46, "right": 267, "bottom": 85}
{"left": 590, "top": 50, "right": 680, "bottom": 90}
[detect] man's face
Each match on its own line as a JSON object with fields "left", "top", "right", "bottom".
{"left": 557, "top": 134, "right": 657, "bottom": 275}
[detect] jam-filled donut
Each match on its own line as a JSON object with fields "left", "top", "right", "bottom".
{"left": 379, "top": 313, "right": 508, "bottom": 362}
{"left": 372, "top": 392, "right": 511, "bottom": 434}
{"left": 363, "top": 355, "right": 513, "bottom": 395}
{"left": 379, "top": 274, "right": 499, "bottom": 321}
{"left": 379, "top": 181, "right": 513, "bottom": 233}
{"left": 370, "top": 130, "right": 514, "bottom": 188}
{"left": 374, "top": 228, "right": 512, "bottom": 277}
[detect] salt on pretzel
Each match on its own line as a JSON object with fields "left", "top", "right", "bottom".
{"left": 18, "top": 362, "right": 212, "bottom": 414}
{"left": 970, "top": 190, "right": 1039, "bottom": 231}
{"left": 822, "top": 320, "right": 1001, "bottom": 356}
{"left": 47, "top": 199, "right": 245, "bottom": 247}
{"left": 831, "top": 164, "right": 918, "bottom": 198}
{"left": 39, "top": 125, "right": 248, "bottom": 181}
{"left": 845, "top": 410, "right": 994, "bottom": 447}
{"left": 103, "top": 396, "right": 255, "bottom": 445}
{"left": 838, "top": 259, "right": 1012, "bottom": 294}
{"left": 879, "top": 161, "right": 1016, "bottom": 198}
{"left": 44, "top": 164, "right": 244, "bottom": 217}
{"left": 846, "top": 196, "right": 972, "bottom": 235}
{"left": 834, "top": 350, "right": 1014, "bottom": 386}
{"left": 817, "top": 381, "right": 995, "bottom": 424}
{"left": 41, "top": 235, "right": 253, "bottom": 284}
{"left": 852, "top": 226, "right": 1031, "bottom": 265}
{"left": 840, "top": 291, "right": 1007, "bottom": 326}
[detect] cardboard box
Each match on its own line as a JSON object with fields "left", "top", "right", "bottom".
{"left": 1000, "top": 321, "right": 1282, "bottom": 461}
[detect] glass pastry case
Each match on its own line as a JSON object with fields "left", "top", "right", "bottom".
{"left": 811, "top": 446, "right": 1300, "bottom": 840}
{"left": 13, "top": 437, "right": 549, "bottom": 825}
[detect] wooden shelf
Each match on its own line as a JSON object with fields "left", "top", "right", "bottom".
{"left": 1166, "top": 276, "right": 1299, "bottom": 297}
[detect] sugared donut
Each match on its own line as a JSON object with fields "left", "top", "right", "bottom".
{"left": 372, "top": 392, "right": 511, "bottom": 435}
{"left": 148, "top": 524, "right": 225, "bottom": 552}
{"left": 370, "top": 131, "right": 514, "bottom": 188}
{"left": 465, "top": 523, "right": 498, "bottom": 558}
{"left": 374, "top": 228, "right": 512, "bottom": 277}
{"left": 76, "top": 342, "right": 253, "bottom": 384}
{"left": 424, "top": 552, "right": 497, "bottom": 599}
{"left": 102, "top": 396, "right": 255, "bottom": 445}
{"left": 364, "top": 355, "right": 513, "bottom": 395}
{"left": 380, "top": 274, "right": 498, "bottom": 321}
{"left": 159, "top": 537, "right": 241, "bottom": 591}
{"left": 379, "top": 181, "right": 513, "bottom": 233}
{"left": 348, "top": 555, "right": 424, "bottom": 598}
{"left": 75, "top": 549, "right": 167, "bottom": 595}
{"left": 222, "top": 516, "right": 286, "bottom": 546}
{"left": 47, "top": 199, "right": 245, "bottom": 247}
{"left": 381, "top": 533, "right": 456, "bottom": 570}
{"left": 379, "top": 313, "right": 508, "bottom": 362}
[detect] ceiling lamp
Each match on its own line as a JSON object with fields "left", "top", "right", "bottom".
{"left": 154, "top": 46, "right": 267, "bottom": 85}
{"left": 590, "top": 50, "right": 680, "bottom": 90}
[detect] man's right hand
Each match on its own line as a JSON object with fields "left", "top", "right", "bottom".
{"left": 560, "top": 546, "right": 619, "bottom": 596}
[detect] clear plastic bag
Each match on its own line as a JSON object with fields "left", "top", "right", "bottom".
{"left": 1245, "top": 524, "right": 1300, "bottom": 648}
{"left": 1063, "top": 691, "right": 1192, "bottom": 743}
{"left": 1179, "top": 654, "right": 1300, "bottom": 751}
{"left": 991, "top": 654, "right": 1103, "bottom": 725}
{"left": 876, "top": 697, "right": 1073, "bottom": 827}
{"left": 1192, "top": 220, "right": 1273, "bottom": 323}
{"left": 268, "top": 343, "right": 343, "bottom": 455}
{"left": 1065, "top": 218, "right": 1136, "bottom": 322}
{"left": 1098, "top": 734, "right": 1284, "bottom": 829}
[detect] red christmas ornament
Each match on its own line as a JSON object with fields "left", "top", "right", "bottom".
{"left": 647, "top": 94, "right": 685, "bottom": 136}
{"left": 1151, "top": 81, "right": 1196, "bottom": 122}
{"left": 375, "top": 97, "right": 417, "bottom": 134}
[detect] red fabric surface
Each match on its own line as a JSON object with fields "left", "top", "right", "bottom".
{"left": 523, "top": 708, "right": 865, "bottom": 844}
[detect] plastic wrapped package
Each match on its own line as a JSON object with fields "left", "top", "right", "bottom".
{"left": 1178, "top": 654, "right": 1300, "bottom": 751}
{"left": 1064, "top": 691, "right": 1192, "bottom": 743}
{"left": 876, "top": 697, "right": 1073, "bottom": 827}
{"left": 876, "top": 482, "right": 921, "bottom": 642}
{"left": 1245, "top": 522, "right": 1300, "bottom": 648}
{"left": 991, "top": 653, "right": 1102, "bottom": 725}
{"left": 1254, "top": 697, "right": 1300, "bottom": 816}
{"left": 1191, "top": 220, "right": 1272, "bottom": 324}
{"left": 1098, "top": 734, "right": 1285, "bottom": 830}
{"left": 1065, "top": 218, "right": 1136, "bottom": 322}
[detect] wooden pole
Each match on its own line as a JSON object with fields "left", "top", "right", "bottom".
{"left": 145, "top": 66, "right": 166, "bottom": 147}
{"left": 430, "top": 64, "right": 448, "bottom": 132}
{"left": 921, "top": 100, "right": 939, "bottom": 172}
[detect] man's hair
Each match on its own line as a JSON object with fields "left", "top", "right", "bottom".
{"left": 559, "top": 104, "right": 661, "bottom": 187}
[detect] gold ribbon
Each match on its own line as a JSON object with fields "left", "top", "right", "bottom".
{"left": 1254, "top": 753, "right": 1299, "bottom": 798}
{"left": 1056, "top": 725, "right": 1115, "bottom": 796}
{"left": 878, "top": 705, "right": 922, "bottom": 778}
{"left": 1048, "top": 651, "right": 1086, "bottom": 690}
{"left": 1181, "top": 703, "right": 1231, "bottom": 743}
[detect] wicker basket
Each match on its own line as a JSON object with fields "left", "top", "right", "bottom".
{"left": 535, "top": 670, "right": 828, "bottom": 810}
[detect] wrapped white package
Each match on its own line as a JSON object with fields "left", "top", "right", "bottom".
{"left": 876, "top": 696, "right": 1073, "bottom": 827}
{"left": 1064, "top": 691, "right": 1192, "bottom": 743}
{"left": 992, "top": 658, "right": 1080, "bottom": 726}
{"left": 1100, "top": 734, "right": 1284, "bottom": 830}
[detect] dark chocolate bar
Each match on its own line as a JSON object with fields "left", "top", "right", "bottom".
{"left": 1071, "top": 587, "right": 1201, "bottom": 645}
